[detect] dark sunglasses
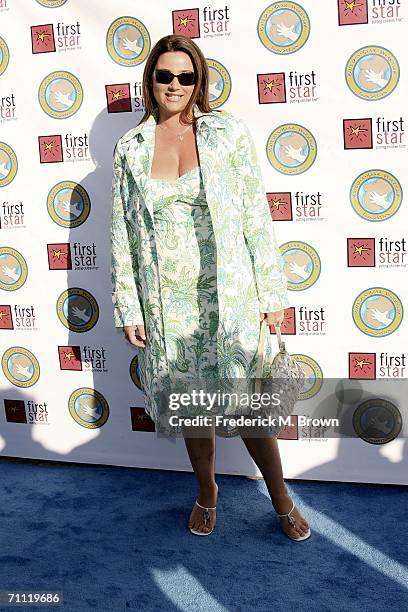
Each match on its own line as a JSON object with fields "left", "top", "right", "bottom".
{"left": 154, "top": 68, "right": 196, "bottom": 86}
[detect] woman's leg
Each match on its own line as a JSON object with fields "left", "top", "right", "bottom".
{"left": 182, "top": 423, "right": 218, "bottom": 534}
{"left": 238, "top": 428, "right": 310, "bottom": 538}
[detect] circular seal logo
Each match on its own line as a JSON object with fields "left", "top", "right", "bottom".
{"left": 352, "top": 287, "right": 403, "bottom": 337}
{"left": 0, "top": 247, "right": 28, "bottom": 291}
{"left": 106, "top": 17, "right": 150, "bottom": 66}
{"left": 0, "top": 142, "right": 17, "bottom": 188}
{"left": 266, "top": 123, "right": 316, "bottom": 174}
{"left": 2, "top": 347, "right": 40, "bottom": 388}
{"left": 57, "top": 288, "right": 99, "bottom": 332}
{"left": 69, "top": 387, "right": 109, "bottom": 429}
{"left": 353, "top": 398, "right": 402, "bottom": 444}
{"left": 35, "top": 0, "right": 68, "bottom": 6}
{"left": 257, "top": 1, "right": 310, "bottom": 55}
{"left": 47, "top": 181, "right": 91, "bottom": 228}
{"left": 38, "top": 71, "right": 83, "bottom": 119}
{"left": 289, "top": 355, "right": 323, "bottom": 400}
{"left": 130, "top": 354, "right": 144, "bottom": 391}
{"left": 345, "top": 46, "right": 399, "bottom": 101}
{"left": 0, "top": 36, "right": 9, "bottom": 76}
{"left": 280, "top": 241, "right": 320, "bottom": 290}
{"left": 206, "top": 58, "right": 231, "bottom": 109}
{"left": 350, "top": 170, "right": 402, "bottom": 222}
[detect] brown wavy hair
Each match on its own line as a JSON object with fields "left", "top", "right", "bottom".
{"left": 139, "top": 34, "right": 220, "bottom": 126}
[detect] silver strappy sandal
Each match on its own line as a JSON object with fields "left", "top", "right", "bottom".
{"left": 276, "top": 500, "right": 311, "bottom": 541}
{"left": 189, "top": 500, "right": 216, "bottom": 536}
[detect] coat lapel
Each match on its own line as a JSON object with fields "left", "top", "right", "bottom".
{"left": 123, "top": 105, "right": 226, "bottom": 219}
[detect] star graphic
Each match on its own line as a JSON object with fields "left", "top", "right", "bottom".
{"left": 345, "top": 1, "right": 364, "bottom": 14}
{"left": 178, "top": 16, "right": 195, "bottom": 28}
{"left": 111, "top": 89, "right": 126, "bottom": 101}
{"left": 353, "top": 244, "right": 370, "bottom": 255}
{"left": 36, "top": 31, "right": 50, "bottom": 42}
{"left": 52, "top": 249, "right": 67, "bottom": 259}
{"left": 264, "top": 79, "right": 281, "bottom": 93}
{"left": 354, "top": 359, "right": 371, "bottom": 369}
{"left": 349, "top": 125, "right": 367, "bottom": 138}
{"left": 270, "top": 199, "right": 286, "bottom": 210}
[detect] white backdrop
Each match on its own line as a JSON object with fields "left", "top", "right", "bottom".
{"left": 0, "top": 0, "right": 407, "bottom": 484}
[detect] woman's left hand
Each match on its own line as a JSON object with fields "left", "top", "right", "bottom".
{"left": 259, "top": 310, "right": 285, "bottom": 327}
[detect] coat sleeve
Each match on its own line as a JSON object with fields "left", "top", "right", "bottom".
{"left": 234, "top": 118, "right": 291, "bottom": 313}
{"left": 111, "top": 140, "right": 145, "bottom": 327}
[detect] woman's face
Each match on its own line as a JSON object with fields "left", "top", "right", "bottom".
{"left": 152, "top": 51, "right": 196, "bottom": 118}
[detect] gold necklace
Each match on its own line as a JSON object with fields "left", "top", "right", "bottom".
{"left": 157, "top": 122, "right": 193, "bottom": 141}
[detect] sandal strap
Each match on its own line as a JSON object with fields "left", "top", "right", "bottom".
{"left": 195, "top": 500, "right": 216, "bottom": 511}
{"left": 276, "top": 500, "right": 297, "bottom": 527}
{"left": 276, "top": 500, "right": 295, "bottom": 518}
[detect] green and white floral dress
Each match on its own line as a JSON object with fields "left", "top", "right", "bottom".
{"left": 148, "top": 165, "right": 220, "bottom": 390}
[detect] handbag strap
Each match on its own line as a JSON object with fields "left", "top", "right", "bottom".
{"left": 255, "top": 319, "right": 286, "bottom": 380}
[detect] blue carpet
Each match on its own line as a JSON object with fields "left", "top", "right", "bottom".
{"left": 0, "top": 457, "right": 407, "bottom": 612}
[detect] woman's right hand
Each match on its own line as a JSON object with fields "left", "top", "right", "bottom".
{"left": 124, "top": 325, "right": 147, "bottom": 348}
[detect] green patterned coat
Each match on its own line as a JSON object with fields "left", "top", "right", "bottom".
{"left": 111, "top": 105, "right": 290, "bottom": 427}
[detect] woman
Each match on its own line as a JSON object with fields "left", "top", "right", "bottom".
{"left": 111, "top": 34, "right": 310, "bottom": 542}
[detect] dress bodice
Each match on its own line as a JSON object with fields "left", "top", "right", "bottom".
{"left": 147, "top": 166, "right": 206, "bottom": 209}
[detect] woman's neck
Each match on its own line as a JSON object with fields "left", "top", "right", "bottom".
{"left": 156, "top": 107, "right": 194, "bottom": 127}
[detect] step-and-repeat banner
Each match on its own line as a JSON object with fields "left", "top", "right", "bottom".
{"left": 0, "top": 0, "right": 406, "bottom": 484}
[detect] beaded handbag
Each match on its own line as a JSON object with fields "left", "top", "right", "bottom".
{"left": 251, "top": 319, "right": 305, "bottom": 428}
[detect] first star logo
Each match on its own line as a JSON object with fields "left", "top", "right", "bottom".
{"left": 105, "top": 83, "right": 131, "bottom": 113}
{"left": 59, "top": 345, "right": 82, "bottom": 371}
{"left": 277, "top": 415, "right": 298, "bottom": 440}
{"left": 172, "top": 8, "right": 200, "bottom": 38}
{"left": 31, "top": 24, "right": 56, "bottom": 53}
{"left": 349, "top": 352, "right": 376, "bottom": 379}
{"left": 0, "top": 305, "right": 13, "bottom": 329}
{"left": 338, "top": 0, "right": 368, "bottom": 25}
{"left": 267, "top": 192, "right": 293, "bottom": 220}
{"left": 343, "top": 118, "right": 373, "bottom": 149}
{"left": 4, "top": 399, "right": 27, "bottom": 423}
{"left": 130, "top": 407, "right": 155, "bottom": 432}
{"left": 38, "top": 135, "right": 63, "bottom": 163}
{"left": 272, "top": 306, "right": 296, "bottom": 335}
{"left": 47, "top": 243, "right": 72, "bottom": 269}
{"left": 258, "top": 72, "right": 286, "bottom": 104}
{"left": 347, "top": 238, "right": 375, "bottom": 266}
